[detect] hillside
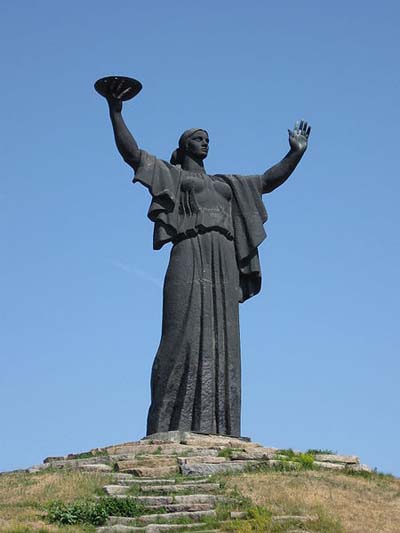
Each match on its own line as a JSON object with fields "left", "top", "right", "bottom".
{"left": 0, "top": 433, "right": 399, "bottom": 532}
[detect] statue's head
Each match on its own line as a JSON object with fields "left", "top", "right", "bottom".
{"left": 170, "top": 128, "right": 209, "bottom": 166}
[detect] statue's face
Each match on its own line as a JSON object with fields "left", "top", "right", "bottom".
{"left": 185, "top": 130, "right": 209, "bottom": 160}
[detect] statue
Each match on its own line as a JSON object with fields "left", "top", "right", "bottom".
{"left": 95, "top": 76, "right": 311, "bottom": 437}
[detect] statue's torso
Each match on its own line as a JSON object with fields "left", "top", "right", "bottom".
{"left": 176, "top": 172, "right": 234, "bottom": 241}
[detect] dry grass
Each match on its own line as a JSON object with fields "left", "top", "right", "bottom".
{"left": 1, "top": 467, "right": 399, "bottom": 532}
{"left": 226, "top": 469, "right": 400, "bottom": 532}
{"left": 0, "top": 470, "right": 113, "bottom": 532}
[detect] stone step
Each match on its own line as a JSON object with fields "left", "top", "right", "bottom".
{"left": 177, "top": 456, "right": 227, "bottom": 465}
{"left": 103, "top": 442, "right": 222, "bottom": 457}
{"left": 180, "top": 478, "right": 210, "bottom": 484}
{"left": 115, "top": 456, "right": 180, "bottom": 478}
{"left": 42, "top": 458, "right": 113, "bottom": 471}
{"left": 103, "top": 508, "right": 248, "bottom": 531}
{"left": 104, "top": 487, "right": 223, "bottom": 507}
{"left": 45, "top": 462, "right": 113, "bottom": 472}
{"left": 136, "top": 509, "right": 217, "bottom": 524}
{"left": 116, "top": 464, "right": 179, "bottom": 478}
{"left": 180, "top": 459, "right": 260, "bottom": 476}
{"left": 139, "top": 483, "right": 220, "bottom": 494}
{"left": 96, "top": 517, "right": 220, "bottom": 533}
{"left": 115, "top": 477, "right": 210, "bottom": 486}
{"left": 145, "top": 502, "right": 215, "bottom": 512}
{"left": 44, "top": 455, "right": 111, "bottom": 466}
{"left": 120, "top": 478, "right": 177, "bottom": 485}
{"left": 103, "top": 485, "right": 132, "bottom": 496}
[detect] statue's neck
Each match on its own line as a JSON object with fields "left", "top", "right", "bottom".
{"left": 181, "top": 154, "right": 206, "bottom": 173}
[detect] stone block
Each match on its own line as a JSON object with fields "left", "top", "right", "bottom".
{"left": 118, "top": 465, "right": 179, "bottom": 477}
{"left": 139, "top": 483, "right": 220, "bottom": 493}
{"left": 103, "top": 485, "right": 130, "bottom": 495}
{"left": 115, "top": 456, "right": 178, "bottom": 475}
{"left": 178, "top": 455, "right": 227, "bottom": 465}
{"left": 314, "top": 453, "right": 359, "bottom": 464}
{"left": 314, "top": 461, "right": 346, "bottom": 470}
{"left": 229, "top": 449, "right": 278, "bottom": 460}
{"left": 180, "top": 460, "right": 259, "bottom": 476}
{"left": 136, "top": 509, "right": 216, "bottom": 524}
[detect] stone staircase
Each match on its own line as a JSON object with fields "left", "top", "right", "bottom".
{"left": 96, "top": 470, "right": 246, "bottom": 532}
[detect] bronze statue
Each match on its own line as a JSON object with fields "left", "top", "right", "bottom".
{"left": 95, "top": 76, "right": 311, "bottom": 437}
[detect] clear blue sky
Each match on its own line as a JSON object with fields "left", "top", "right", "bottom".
{"left": 1, "top": 1, "right": 399, "bottom": 476}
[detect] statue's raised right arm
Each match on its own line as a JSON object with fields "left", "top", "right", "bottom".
{"left": 105, "top": 79, "right": 141, "bottom": 171}
{"left": 261, "top": 120, "right": 311, "bottom": 194}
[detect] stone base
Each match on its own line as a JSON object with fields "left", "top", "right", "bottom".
{"left": 143, "top": 431, "right": 251, "bottom": 444}
{"left": 7, "top": 431, "right": 372, "bottom": 477}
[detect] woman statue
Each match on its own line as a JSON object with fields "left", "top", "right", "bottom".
{"left": 100, "top": 78, "right": 311, "bottom": 437}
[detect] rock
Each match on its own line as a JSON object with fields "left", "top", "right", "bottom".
{"left": 97, "top": 526, "right": 141, "bottom": 532}
{"left": 180, "top": 459, "right": 259, "bottom": 476}
{"left": 26, "top": 464, "right": 49, "bottom": 473}
{"left": 115, "top": 456, "right": 179, "bottom": 476}
{"left": 45, "top": 456, "right": 112, "bottom": 468}
{"left": 105, "top": 518, "right": 219, "bottom": 531}
{"left": 314, "top": 461, "right": 346, "bottom": 470}
{"left": 133, "top": 495, "right": 222, "bottom": 506}
{"left": 106, "top": 444, "right": 189, "bottom": 456}
{"left": 230, "top": 511, "right": 247, "bottom": 519}
{"left": 139, "top": 482, "right": 220, "bottom": 494}
{"left": 103, "top": 485, "right": 130, "bottom": 495}
{"left": 177, "top": 455, "right": 227, "bottom": 465}
{"left": 115, "top": 456, "right": 177, "bottom": 470}
{"left": 265, "top": 459, "right": 300, "bottom": 469}
{"left": 119, "top": 477, "right": 176, "bottom": 485}
{"left": 108, "top": 473, "right": 136, "bottom": 481}
{"left": 80, "top": 464, "right": 113, "bottom": 472}
{"left": 348, "top": 463, "right": 373, "bottom": 473}
{"left": 229, "top": 448, "right": 278, "bottom": 460}
{"left": 119, "top": 465, "right": 179, "bottom": 477}
{"left": 314, "top": 454, "right": 359, "bottom": 464}
{"left": 145, "top": 502, "right": 215, "bottom": 512}
{"left": 135, "top": 509, "right": 216, "bottom": 524}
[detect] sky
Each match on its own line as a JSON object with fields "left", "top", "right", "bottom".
{"left": 1, "top": 1, "right": 399, "bottom": 477}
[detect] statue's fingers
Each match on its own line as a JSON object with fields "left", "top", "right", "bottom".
{"left": 109, "top": 78, "right": 118, "bottom": 93}
{"left": 288, "top": 128, "right": 293, "bottom": 137}
{"left": 302, "top": 121, "right": 308, "bottom": 133}
{"left": 116, "top": 80, "right": 125, "bottom": 95}
{"left": 306, "top": 125, "right": 312, "bottom": 137}
{"left": 294, "top": 121, "right": 300, "bottom": 134}
{"left": 120, "top": 87, "right": 133, "bottom": 98}
{"left": 299, "top": 120, "right": 305, "bottom": 132}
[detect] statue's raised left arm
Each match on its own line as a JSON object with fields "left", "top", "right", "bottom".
{"left": 261, "top": 120, "right": 311, "bottom": 194}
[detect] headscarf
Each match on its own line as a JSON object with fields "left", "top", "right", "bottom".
{"left": 170, "top": 128, "right": 208, "bottom": 166}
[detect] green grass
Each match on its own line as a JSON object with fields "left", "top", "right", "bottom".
{"left": 217, "top": 447, "right": 246, "bottom": 459}
{"left": 306, "top": 448, "right": 336, "bottom": 455}
{"left": 46, "top": 496, "right": 148, "bottom": 526}
{"left": 70, "top": 450, "right": 109, "bottom": 460}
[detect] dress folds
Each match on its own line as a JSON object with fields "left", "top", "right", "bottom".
{"left": 133, "top": 150, "right": 267, "bottom": 437}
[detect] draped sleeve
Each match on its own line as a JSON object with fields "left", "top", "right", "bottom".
{"left": 133, "top": 150, "right": 183, "bottom": 250}
{"left": 219, "top": 174, "right": 268, "bottom": 303}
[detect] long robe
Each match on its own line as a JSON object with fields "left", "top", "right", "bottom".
{"left": 133, "top": 151, "right": 267, "bottom": 437}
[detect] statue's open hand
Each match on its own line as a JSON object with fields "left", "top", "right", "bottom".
{"left": 105, "top": 79, "right": 136, "bottom": 112}
{"left": 288, "top": 120, "right": 311, "bottom": 153}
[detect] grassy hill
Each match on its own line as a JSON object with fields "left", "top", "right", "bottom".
{"left": 0, "top": 466, "right": 399, "bottom": 532}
